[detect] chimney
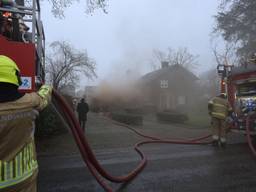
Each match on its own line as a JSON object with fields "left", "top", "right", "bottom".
{"left": 161, "top": 61, "right": 169, "bottom": 69}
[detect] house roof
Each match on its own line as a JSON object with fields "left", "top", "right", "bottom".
{"left": 140, "top": 64, "right": 198, "bottom": 84}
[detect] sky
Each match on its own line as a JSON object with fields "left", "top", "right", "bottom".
{"left": 41, "top": 0, "right": 220, "bottom": 88}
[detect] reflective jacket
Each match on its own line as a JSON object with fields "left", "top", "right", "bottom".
{"left": 208, "top": 96, "right": 232, "bottom": 120}
{"left": 0, "top": 86, "right": 51, "bottom": 190}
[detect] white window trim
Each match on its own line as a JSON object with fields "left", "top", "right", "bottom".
{"left": 160, "top": 80, "right": 168, "bottom": 88}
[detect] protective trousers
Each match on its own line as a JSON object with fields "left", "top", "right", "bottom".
{"left": 211, "top": 117, "right": 227, "bottom": 143}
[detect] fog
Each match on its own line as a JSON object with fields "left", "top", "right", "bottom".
{"left": 42, "top": 0, "right": 220, "bottom": 88}
{"left": 40, "top": 0, "right": 222, "bottom": 124}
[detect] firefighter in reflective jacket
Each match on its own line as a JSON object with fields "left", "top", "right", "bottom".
{"left": 0, "top": 55, "right": 52, "bottom": 192}
{"left": 208, "top": 93, "right": 233, "bottom": 147}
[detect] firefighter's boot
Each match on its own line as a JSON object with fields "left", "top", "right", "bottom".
{"left": 220, "top": 142, "right": 226, "bottom": 148}
{"left": 220, "top": 138, "right": 226, "bottom": 148}
{"left": 212, "top": 140, "right": 219, "bottom": 147}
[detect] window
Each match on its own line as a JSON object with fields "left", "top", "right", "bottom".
{"left": 160, "top": 80, "right": 168, "bottom": 88}
{"left": 178, "top": 96, "right": 186, "bottom": 105}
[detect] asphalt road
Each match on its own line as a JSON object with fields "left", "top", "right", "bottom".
{"left": 37, "top": 113, "right": 256, "bottom": 192}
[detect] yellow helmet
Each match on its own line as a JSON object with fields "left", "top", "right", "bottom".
{"left": 0, "top": 55, "right": 21, "bottom": 86}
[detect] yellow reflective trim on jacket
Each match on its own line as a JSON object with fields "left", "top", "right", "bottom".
{"left": 0, "top": 142, "right": 38, "bottom": 189}
{"left": 4, "top": 162, "right": 7, "bottom": 181}
{"left": 28, "top": 145, "right": 32, "bottom": 170}
{"left": 211, "top": 112, "right": 226, "bottom": 119}
{"left": 17, "top": 153, "right": 21, "bottom": 177}
{"left": 8, "top": 161, "right": 13, "bottom": 179}
{"left": 209, "top": 98, "right": 230, "bottom": 120}
{"left": 15, "top": 156, "right": 18, "bottom": 178}
{"left": 213, "top": 103, "right": 225, "bottom": 108}
{"left": 23, "top": 147, "right": 27, "bottom": 173}
{"left": 0, "top": 161, "right": 2, "bottom": 181}
{"left": 19, "top": 151, "right": 24, "bottom": 175}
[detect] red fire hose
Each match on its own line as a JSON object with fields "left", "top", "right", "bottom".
{"left": 52, "top": 90, "right": 212, "bottom": 191}
{"left": 245, "top": 114, "right": 256, "bottom": 156}
{"left": 111, "top": 120, "right": 212, "bottom": 143}
{"left": 53, "top": 90, "right": 147, "bottom": 183}
{"left": 52, "top": 91, "right": 113, "bottom": 191}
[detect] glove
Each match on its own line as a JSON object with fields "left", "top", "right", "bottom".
{"left": 225, "top": 116, "right": 233, "bottom": 123}
{"left": 37, "top": 85, "right": 52, "bottom": 101}
{"left": 37, "top": 85, "right": 53, "bottom": 109}
{"left": 38, "top": 85, "right": 52, "bottom": 97}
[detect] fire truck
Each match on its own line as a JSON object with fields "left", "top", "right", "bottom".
{"left": 0, "top": 0, "right": 45, "bottom": 92}
{"left": 217, "top": 61, "right": 256, "bottom": 139}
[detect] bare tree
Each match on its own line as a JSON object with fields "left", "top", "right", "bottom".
{"left": 152, "top": 47, "right": 199, "bottom": 71}
{"left": 46, "top": 0, "right": 108, "bottom": 17}
{"left": 46, "top": 41, "right": 97, "bottom": 90}
{"left": 150, "top": 49, "right": 166, "bottom": 70}
{"left": 86, "top": 0, "right": 108, "bottom": 14}
{"left": 212, "top": 42, "right": 239, "bottom": 67}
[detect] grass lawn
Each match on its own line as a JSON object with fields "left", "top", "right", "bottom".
{"left": 185, "top": 112, "right": 211, "bottom": 129}
{"left": 36, "top": 112, "right": 211, "bottom": 156}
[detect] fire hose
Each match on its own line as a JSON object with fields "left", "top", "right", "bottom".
{"left": 52, "top": 90, "right": 212, "bottom": 192}
{"left": 245, "top": 114, "right": 256, "bottom": 156}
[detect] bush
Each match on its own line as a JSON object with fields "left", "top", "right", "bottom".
{"left": 35, "top": 104, "right": 68, "bottom": 138}
{"left": 142, "top": 104, "right": 157, "bottom": 113}
{"left": 156, "top": 111, "right": 188, "bottom": 123}
{"left": 112, "top": 112, "right": 143, "bottom": 125}
{"left": 124, "top": 107, "right": 143, "bottom": 114}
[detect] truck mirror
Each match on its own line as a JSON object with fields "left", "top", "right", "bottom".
{"left": 217, "top": 65, "right": 225, "bottom": 74}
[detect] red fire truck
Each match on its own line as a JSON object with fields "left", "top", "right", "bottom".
{"left": 217, "top": 63, "right": 256, "bottom": 138}
{"left": 0, "top": 0, "right": 45, "bottom": 92}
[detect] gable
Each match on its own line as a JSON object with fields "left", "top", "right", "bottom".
{"left": 141, "top": 64, "right": 198, "bottom": 85}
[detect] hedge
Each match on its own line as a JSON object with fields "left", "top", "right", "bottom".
{"left": 112, "top": 112, "right": 143, "bottom": 125}
{"left": 156, "top": 111, "right": 188, "bottom": 123}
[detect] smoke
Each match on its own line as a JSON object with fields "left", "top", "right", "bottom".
{"left": 91, "top": 49, "right": 151, "bottom": 111}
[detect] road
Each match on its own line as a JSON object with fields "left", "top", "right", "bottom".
{"left": 37, "top": 113, "right": 256, "bottom": 192}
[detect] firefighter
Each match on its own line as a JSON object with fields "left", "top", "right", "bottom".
{"left": 208, "top": 93, "right": 233, "bottom": 147}
{"left": 0, "top": 18, "right": 12, "bottom": 39}
{"left": 0, "top": 55, "right": 52, "bottom": 192}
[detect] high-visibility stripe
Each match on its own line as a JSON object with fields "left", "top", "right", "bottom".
{"left": 29, "top": 144, "right": 33, "bottom": 169}
{"left": 3, "top": 162, "right": 7, "bottom": 181}
{"left": 0, "top": 142, "right": 38, "bottom": 189}
{"left": 213, "top": 103, "right": 226, "bottom": 108}
{"left": 0, "top": 167, "right": 35, "bottom": 189}
{"left": 6, "top": 163, "right": 9, "bottom": 180}
{"left": 30, "top": 145, "right": 33, "bottom": 168}
{"left": 7, "top": 161, "right": 13, "bottom": 180}
{"left": 28, "top": 144, "right": 31, "bottom": 169}
{"left": 0, "top": 161, "right": 2, "bottom": 181}
{"left": 26, "top": 146, "right": 30, "bottom": 171}
{"left": 17, "top": 152, "right": 21, "bottom": 177}
{"left": 211, "top": 112, "right": 226, "bottom": 119}
{"left": 10, "top": 161, "right": 13, "bottom": 179}
{"left": 20, "top": 150, "right": 25, "bottom": 175}
{"left": 15, "top": 156, "right": 18, "bottom": 178}
{"left": 24, "top": 147, "right": 27, "bottom": 173}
